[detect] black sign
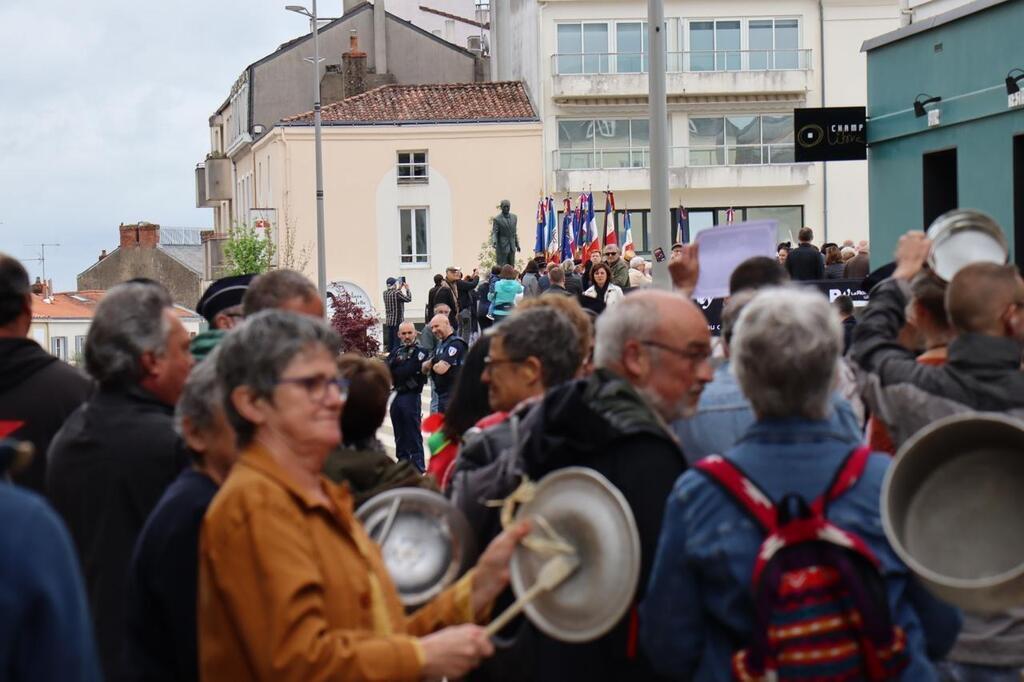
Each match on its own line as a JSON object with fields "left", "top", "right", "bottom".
{"left": 697, "top": 279, "right": 869, "bottom": 334}
{"left": 794, "top": 107, "right": 867, "bottom": 162}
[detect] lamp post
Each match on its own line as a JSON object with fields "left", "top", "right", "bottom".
{"left": 647, "top": 0, "right": 671, "bottom": 290}
{"left": 286, "top": 2, "right": 328, "bottom": 307}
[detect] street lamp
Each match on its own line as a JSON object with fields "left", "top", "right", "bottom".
{"left": 286, "top": 2, "right": 328, "bottom": 310}
{"left": 647, "top": 0, "right": 671, "bottom": 290}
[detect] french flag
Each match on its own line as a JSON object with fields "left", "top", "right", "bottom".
{"left": 546, "top": 197, "right": 560, "bottom": 263}
{"left": 586, "top": 192, "right": 599, "bottom": 258}
{"left": 603, "top": 191, "right": 617, "bottom": 246}
{"left": 576, "top": 192, "right": 589, "bottom": 260}
{"left": 534, "top": 198, "right": 547, "bottom": 254}
{"left": 623, "top": 211, "right": 634, "bottom": 254}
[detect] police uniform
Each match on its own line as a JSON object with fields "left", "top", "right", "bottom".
{"left": 431, "top": 333, "right": 468, "bottom": 414}
{"left": 387, "top": 342, "right": 429, "bottom": 472}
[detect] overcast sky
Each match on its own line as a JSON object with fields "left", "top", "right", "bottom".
{"left": 0, "top": 0, "right": 320, "bottom": 290}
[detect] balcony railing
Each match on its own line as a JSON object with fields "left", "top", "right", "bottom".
{"left": 553, "top": 144, "right": 797, "bottom": 170}
{"left": 552, "top": 49, "right": 811, "bottom": 76}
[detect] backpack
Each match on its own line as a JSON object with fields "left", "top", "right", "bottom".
{"left": 694, "top": 447, "right": 909, "bottom": 682}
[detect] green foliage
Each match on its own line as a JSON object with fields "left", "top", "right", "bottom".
{"left": 476, "top": 238, "right": 528, "bottom": 274}
{"left": 223, "top": 223, "right": 276, "bottom": 276}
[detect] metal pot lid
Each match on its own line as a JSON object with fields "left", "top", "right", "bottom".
{"left": 926, "top": 209, "right": 1008, "bottom": 282}
{"left": 509, "top": 467, "right": 641, "bottom": 643}
{"left": 357, "top": 487, "right": 475, "bottom": 608}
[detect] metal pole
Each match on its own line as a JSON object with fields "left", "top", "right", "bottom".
{"left": 647, "top": 0, "right": 671, "bottom": 290}
{"left": 312, "top": 0, "right": 328, "bottom": 307}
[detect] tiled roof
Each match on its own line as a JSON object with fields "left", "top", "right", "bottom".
{"left": 281, "top": 81, "right": 536, "bottom": 125}
{"left": 419, "top": 5, "right": 489, "bottom": 29}
{"left": 32, "top": 291, "right": 199, "bottom": 320}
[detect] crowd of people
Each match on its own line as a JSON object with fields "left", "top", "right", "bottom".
{"left": 1, "top": 209, "right": 1023, "bottom": 681}
{"left": 777, "top": 227, "right": 871, "bottom": 281}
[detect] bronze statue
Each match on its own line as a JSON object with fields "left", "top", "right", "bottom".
{"left": 491, "top": 200, "right": 520, "bottom": 267}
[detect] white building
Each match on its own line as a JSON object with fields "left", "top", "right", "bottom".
{"left": 351, "top": 0, "right": 491, "bottom": 51}
{"left": 30, "top": 291, "right": 202, "bottom": 366}
{"left": 492, "top": 0, "right": 901, "bottom": 247}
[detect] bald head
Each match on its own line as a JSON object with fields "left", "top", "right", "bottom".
{"left": 397, "top": 321, "right": 418, "bottom": 346}
{"left": 946, "top": 263, "right": 1024, "bottom": 337}
{"left": 429, "top": 313, "right": 453, "bottom": 340}
{"left": 594, "top": 291, "right": 713, "bottom": 421}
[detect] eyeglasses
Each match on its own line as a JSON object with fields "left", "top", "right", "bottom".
{"left": 276, "top": 374, "right": 350, "bottom": 402}
{"left": 483, "top": 355, "right": 525, "bottom": 368}
{"left": 640, "top": 340, "right": 712, "bottom": 366}
{"left": 603, "top": 251, "right": 619, "bottom": 256}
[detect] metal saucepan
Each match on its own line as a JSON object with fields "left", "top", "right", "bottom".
{"left": 926, "top": 209, "right": 1008, "bottom": 282}
{"left": 882, "top": 413, "right": 1024, "bottom": 613}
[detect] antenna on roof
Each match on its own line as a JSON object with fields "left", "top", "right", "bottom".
{"left": 22, "top": 243, "right": 61, "bottom": 287}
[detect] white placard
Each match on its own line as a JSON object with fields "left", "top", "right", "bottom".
{"left": 693, "top": 220, "right": 778, "bottom": 300}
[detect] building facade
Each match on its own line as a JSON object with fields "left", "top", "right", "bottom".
{"left": 30, "top": 291, "right": 202, "bottom": 366}
{"left": 863, "top": 0, "right": 1024, "bottom": 266}
{"left": 244, "top": 81, "right": 542, "bottom": 317}
{"left": 198, "top": 1, "right": 490, "bottom": 237}
{"left": 76, "top": 223, "right": 206, "bottom": 309}
{"left": 493, "top": 0, "right": 900, "bottom": 248}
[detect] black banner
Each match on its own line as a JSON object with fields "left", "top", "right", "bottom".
{"left": 794, "top": 107, "right": 867, "bottom": 162}
{"left": 698, "top": 279, "right": 868, "bottom": 334}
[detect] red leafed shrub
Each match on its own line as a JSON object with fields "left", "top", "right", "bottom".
{"left": 327, "top": 284, "right": 380, "bottom": 357}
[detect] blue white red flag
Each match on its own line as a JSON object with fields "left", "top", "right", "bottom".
{"left": 534, "top": 197, "right": 547, "bottom": 253}
{"left": 676, "top": 206, "right": 690, "bottom": 244}
{"left": 586, "top": 192, "right": 599, "bottom": 257}
{"left": 603, "top": 191, "right": 617, "bottom": 246}
{"left": 623, "top": 211, "right": 634, "bottom": 253}
{"left": 546, "top": 197, "right": 559, "bottom": 263}
{"left": 575, "top": 192, "right": 588, "bottom": 260}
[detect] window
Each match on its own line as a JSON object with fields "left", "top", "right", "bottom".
{"left": 687, "top": 114, "right": 794, "bottom": 166}
{"left": 51, "top": 336, "right": 68, "bottom": 361}
{"left": 556, "top": 22, "right": 610, "bottom": 74}
{"left": 74, "top": 335, "right": 86, "bottom": 355}
{"left": 688, "top": 20, "right": 740, "bottom": 71}
{"left": 749, "top": 19, "right": 800, "bottom": 69}
{"left": 397, "top": 151, "right": 428, "bottom": 184}
{"left": 615, "top": 22, "right": 648, "bottom": 73}
{"left": 399, "top": 208, "right": 429, "bottom": 265}
{"left": 558, "top": 119, "right": 649, "bottom": 169}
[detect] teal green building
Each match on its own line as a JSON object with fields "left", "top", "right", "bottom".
{"left": 863, "top": 0, "right": 1024, "bottom": 268}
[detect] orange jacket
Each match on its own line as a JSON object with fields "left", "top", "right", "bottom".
{"left": 198, "top": 444, "right": 480, "bottom": 681}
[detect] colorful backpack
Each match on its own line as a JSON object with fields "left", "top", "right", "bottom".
{"left": 695, "top": 447, "right": 909, "bottom": 682}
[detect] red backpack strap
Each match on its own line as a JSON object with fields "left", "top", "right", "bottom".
{"left": 811, "top": 445, "right": 872, "bottom": 516}
{"left": 694, "top": 455, "right": 776, "bottom": 533}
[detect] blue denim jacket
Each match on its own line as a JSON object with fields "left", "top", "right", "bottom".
{"left": 672, "top": 362, "right": 863, "bottom": 465}
{"left": 640, "top": 417, "right": 961, "bottom": 682}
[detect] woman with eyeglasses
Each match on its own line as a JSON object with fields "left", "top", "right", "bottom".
{"left": 199, "top": 310, "right": 529, "bottom": 682}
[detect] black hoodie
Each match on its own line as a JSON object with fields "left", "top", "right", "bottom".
{"left": 458, "top": 370, "right": 685, "bottom": 682}
{"left": 0, "top": 337, "right": 92, "bottom": 492}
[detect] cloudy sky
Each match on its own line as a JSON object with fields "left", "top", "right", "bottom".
{"left": 0, "top": 0, "right": 320, "bottom": 290}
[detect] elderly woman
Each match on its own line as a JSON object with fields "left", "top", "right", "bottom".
{"left": 628, "top": 256, "right": 653, "bottom": 288}
{"left": 199, "top": 310, "right": 528, "bottom": 681}
{"left": 640, "top": 287, "right": 961, "bottom": 681}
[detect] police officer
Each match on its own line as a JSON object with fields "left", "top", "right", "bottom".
{"left": 421, "top": 313, "right": 468, "bottom": 414}
{"left": 387, "top": 321, "right": 428, "bottom": 472}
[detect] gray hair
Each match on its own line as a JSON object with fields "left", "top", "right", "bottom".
{"left": 85, "top": 282, "right": 173, "bottom": 388}
{"left": 731, "top": 287, "right": 841, "bottom": 420}
{"left": 593, "top": 295, "right": 660, "bottom": 369}
{"left": 216, "top": 310, "right": 341, "bottom": 445}
{"left": 175, "top": 346, "right": 224, "bottom": 437}
{"left": 630, "top": 257, "right": 646, "bottom": 270}
{"left": 561, "top": 260, "right": 575, "bottom": 274}
{"left": 487, "top": 307, "right": 581, "bottom": 387}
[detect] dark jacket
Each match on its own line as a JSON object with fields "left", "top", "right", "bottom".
{"left": 123, "top": 468, "right": 218, "bottom": 682}
{"left": 565, "top": 272, "right": 584, "bottom": 295}
{"left": 454, "top": 276, "right": 480, "bottom": 312}
{"left": 0, "top": 338, "right": 92, "bottom": 493}
{"left": 0, "top": 483, "right": 103, "bottom": 682}
{"left": 825, "top": 262, "right": 846, "bottom": 279}
{"left": 475, "top": 279, "right": 492, "bottom": 319}
{"left": 841, "top": 316, "right": 857, "bottom": 355}
{"left": 47, "top": 386, "right": 188, "bottom": 680}
{"left": 542, "top": 285, "right": 574, "bottom": 298}
{"left": 434, "top": 280, "right": 460, "bottom": 327}
{"left": 785, "top": 243, "right": 825, "bottom": 281}
{"left": 454, "top": 370, "right": 684, "bottom": 682}
{"left": 851, "top": 276, "right": 1024, "bottom": 667}
{"left": 322, "top": 438, "right": 437, "bottom": 507}
{"left": 844, "top": 251, "right": 871, "bottom": 280}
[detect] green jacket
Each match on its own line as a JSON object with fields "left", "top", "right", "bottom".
{"left": 189, "top": 330, "right": 225, "bottom": 361}
{"left": 322, "top": 438, "right": 438, "bottom": 508}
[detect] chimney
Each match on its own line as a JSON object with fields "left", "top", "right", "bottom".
{"left": 119, "top": 223, "right": 138, "bottom": 249}
{"left": 31, "top": 277, "right": 44, "bottom": 295}
{"left": 137, "top": 222, "right": 160, "bottom": 248}
{"left": 341, "top": 32, "right": 368, "bottom": 97}
{"left": 98, "top": 249, "right": 107, "bottom": 261}
{"left": 374, "top": 0, "right": 387, "bottom": 74}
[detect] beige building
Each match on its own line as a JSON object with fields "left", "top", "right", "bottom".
{"left": 238, "top": 81, "right": 541, "bottom": 316}
{"left": 493, "top": 0, "right": 902, "bottom": 246}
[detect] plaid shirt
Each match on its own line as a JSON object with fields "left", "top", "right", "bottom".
{"left": 382, "top": 286, "right": 412, "bottom": 326}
